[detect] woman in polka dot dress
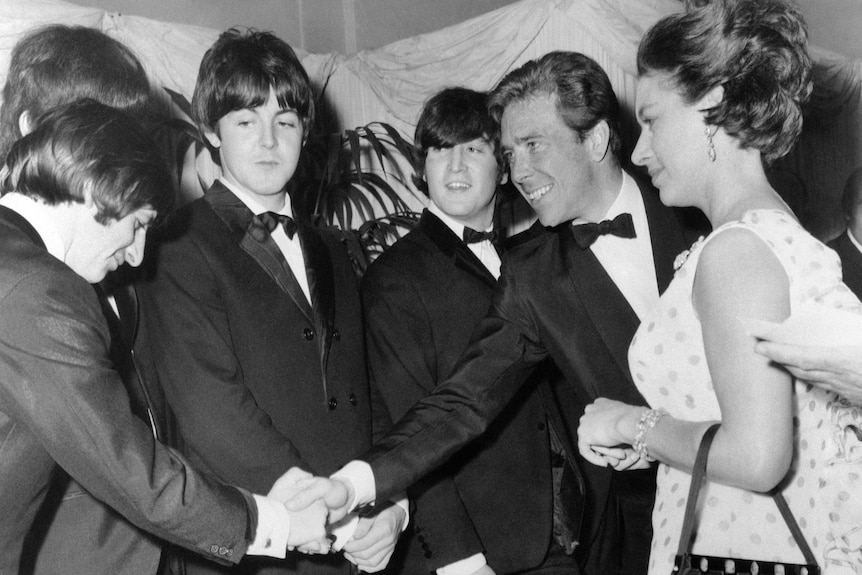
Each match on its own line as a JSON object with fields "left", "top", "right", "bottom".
{"left": 576, "top": 1, "right": 862, "bottom": 573}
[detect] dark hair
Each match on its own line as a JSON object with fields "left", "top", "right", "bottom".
{"left": 413, "top": 87, "right": 503, "bottom": 193}
{"left": 0, "top": 25, "right": 152, "bottom": 160}
{"left": 637, "top": 0, "right": 811, "bottom": 163}
{"left": 842, "top": 167, "right": 862, "bottom": 220}
{"left": 488, "top": 51, "right": 622, "bottom": 160}
{"left": 192, "top": 28, "right": 314, "bottom": 136}
{"left": 2, "top": 99, "right": 174, "bottom": 223}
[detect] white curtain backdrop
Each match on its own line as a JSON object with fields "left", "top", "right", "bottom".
{"left": 0, "top": 0, "right": 858, "bottom": 238}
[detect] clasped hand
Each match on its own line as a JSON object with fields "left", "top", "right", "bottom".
{"left": 268, "top": 468, "right": 405, "bottom": 571}
{"left": 267, "top": 468, "right": 352, "bottom": 554}
{"left": 577, "top": 398, "right": 652, "bottom": 471}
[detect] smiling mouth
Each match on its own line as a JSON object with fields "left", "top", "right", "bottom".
{"left": 446, "top": 182, "right": 470, "bottom": 191}
{"left": 524, "top": 184, "right": 551, "bottom": 202}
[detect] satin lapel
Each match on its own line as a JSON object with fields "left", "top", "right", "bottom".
{"left": 558, "top": 226, "right": 640, "bottom": 389}
{"left": 297, "top": 222, "right": 334, "bottom": 373}
{"left": 638, "top": 179, "right": 688, "bottom": 294}
{"left": 420, "top": 210, "right": 497, "bottom": 289}
{"left": 206, "top": 182, "right": 314, "bottom": 324}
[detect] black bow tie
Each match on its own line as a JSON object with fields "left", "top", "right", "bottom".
{"left": 249, "top": 211, "right": 297, "bottom": 242}
{"left": 463, "top": 227, "right": 499, "bottom": 244}
{"left": 570, "top": 213, "right": 636, "bottom": 249}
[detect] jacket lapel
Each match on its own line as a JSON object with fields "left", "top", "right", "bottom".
{"left": 297, "top": 222, "right": 334, "bottom": 373}
{"left": 558, "top": 225, "right": 640, "bottom": 392}
{"left": 205, "top": 182, "right": 314, "bottom": 324}
{"left": 420, "top": 210, "right": 497, "bottom": 289}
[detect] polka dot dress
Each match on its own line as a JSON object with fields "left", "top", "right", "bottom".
{"left": 629, "top": 210, "right": 862, "bottom": 574}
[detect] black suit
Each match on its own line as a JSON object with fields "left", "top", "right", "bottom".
{"left": 22, "top": 279, "right": 173, "bottom": 575}
{"left": 0, "top": 205, "right": 254, "bottom": 574}
{"left": 829, "top": 231, "right": 862, "bottom": 299}
{"left": 138, "top": 181, "right": 372, "bottom": 575}
{"left": 362, "top": 210, "right": 557, "bottom": 573}
{"left": 361, "top": 179, "right": 698, "bottom": 574}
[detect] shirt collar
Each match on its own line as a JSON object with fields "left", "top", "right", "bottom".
{"left": 602, "top": 171, "right": 640, "bottom": 221}
{"left": 217, "top": 178, "right": 294, "bottom": 218}
{"left": 0, "top": 192, "right": 65, "bottom": 260}
{"left": 428, "top": 200, "right": 493, "bottom": 240}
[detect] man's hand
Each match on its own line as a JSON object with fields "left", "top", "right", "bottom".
{"left": 753, "top": 340, "right": 862, "bottom": 406}
{"left": 267, "top": 467, "right": 332, "bottom": 554}
{"left": 285, "top": 476, "right": 353, "bottom": 523}
{"left": 342, "top": 504, "right": 406, "bottom": 572}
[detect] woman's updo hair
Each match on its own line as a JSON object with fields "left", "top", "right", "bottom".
{"left": 637, "top": 0, "right": 812, "bottom": 163}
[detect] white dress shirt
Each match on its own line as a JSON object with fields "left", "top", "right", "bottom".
{"left": 428, "top": 201, "right": 501, "bottom": 280}
{"left": 573, "top": 171, "right": 659, "bottom": 321}
{"left": 219, "top": 179, "right": 312, "bottom": 303}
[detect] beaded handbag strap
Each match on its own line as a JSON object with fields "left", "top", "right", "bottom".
{"left": 675, "top": 423, "right": 817, "bottom": 566}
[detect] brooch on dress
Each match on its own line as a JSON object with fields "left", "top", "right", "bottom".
{"left": 673, "top": 236, "right": 706, "bottom": 272}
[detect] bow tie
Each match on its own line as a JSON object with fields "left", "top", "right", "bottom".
{"left": 463, "top": 227, "right": 499, "bottom": 244}
{"left": 570, "top": 213, "right": 636, "bottom": 249}
{"left": 249, "top": 211, "right": 297, "bottom": 242}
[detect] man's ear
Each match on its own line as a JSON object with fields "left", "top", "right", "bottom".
{"left": 498, "top": 170, "right": 509, "bottom": 186}
{"left": 203, "top": 129, "right": 221, "bottom": 149}
{"left": 586, "top": 120, "right": 611, "bottom": 162}
{"left": 18, "top": 110, "right": 34, "bottom": 137}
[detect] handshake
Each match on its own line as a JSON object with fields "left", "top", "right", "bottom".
{"left": 266, "top": 467, "right": 404, "bottom": 572}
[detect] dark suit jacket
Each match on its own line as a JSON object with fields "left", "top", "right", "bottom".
{"left": 137, "top": 181, "right": 372, "bottom": 575}
{"left": 362, "top": 179, "right": 697, "bottom": 574}
{"left": 0, "top": 206, "right": 253, "bottom": 575}
{"left": 829, "top": 231, "right": 862, "bottom": 299}
{"left": 362, "top": 210, "right": 554, "bottom": 573}
{"left": 22, "top": 280, "right": 170, "bottom": 575}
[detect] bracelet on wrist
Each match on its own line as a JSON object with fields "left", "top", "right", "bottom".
{"left": 633, "top": 408, "right": 665, "bottom": 462}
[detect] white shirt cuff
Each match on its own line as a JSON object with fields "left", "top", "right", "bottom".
{"left": 437, "top": 553, "right": 487, "bottom": 575}
{"left": 393, "top": 495, "right": 410, "bottom": 532}
{"left": 328, "top": 512, "right": 360, "bottom": 552}
{"left": 247, "top": 494, "right": 290, "bottom": 558}
{"left": 332, "top": 459, "right": 375, "bottom": 511}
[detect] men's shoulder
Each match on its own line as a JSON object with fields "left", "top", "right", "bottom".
{"left": 502, "top": 220, "right": 553, "bottom": 254}
{"left": 361, "top": 228, "right": 429, "bottom": 290}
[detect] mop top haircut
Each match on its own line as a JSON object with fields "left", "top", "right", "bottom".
{"left": 637, "top": 0, "right": 812, "bottom": 163}
{"left": 413, "top": 86, "right": 504, "bottom": 194}
{"left": 191, "top": 28, "right": 315, "bottom": 138}
{"left": 0, "top": 24, "right": 152, "bottom": 160}
{"left": 2, "top": 99, "right": 174, "bottom": 224}
{"left": 488, "top": 51, "right": 623, "bottom": 162}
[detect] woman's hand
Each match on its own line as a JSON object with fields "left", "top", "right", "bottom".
{"left": 577, "top": 398, "right": 643, "bottom": 467}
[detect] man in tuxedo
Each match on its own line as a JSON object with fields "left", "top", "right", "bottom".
{"left": 829, "top": 167, "right": 862, "bottom": 298}
{"left": 136, "top": 29, "right": 404, "bottom": 575}
{"left": 0, "top": 100, "right": 329, "bottom": 575}
{"left": 3, "top": 25, "right": 190, "bottom": 575}
{"left": 292, "top": 51, "right": 705, "bottom": 575}
{"left": 362, "top": 87, "right": 577, "bottom": 574}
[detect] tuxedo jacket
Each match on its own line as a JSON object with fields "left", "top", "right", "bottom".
{"left": 23, "top": 280, "right": 171, "bottom": 575}
{"left": 137, "top": 181, "right": 372, "bottom": 575}
{"left": 0, "top": 206, "right": 252, "bottom": 575}
{"left": 363, "top": 178, "right": 698, "bottom": 573}
{"left": 361, "top": 210, "right": 554, "bottom": 572}
{"left": 829, "top": 231, "right": 862, "bottom": 299}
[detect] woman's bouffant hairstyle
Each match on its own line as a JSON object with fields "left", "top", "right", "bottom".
{"left": 192, "top": 28, "right": 314, "bottom": 138}
{"left": 2, "top": 99, "right": 174, "bottom": 224}
{"left": 412, "top": 87, "right": 504, "bottom": 194}
{"left": 637, "top": 0, "right": 812, "bottom": 163}
{"left": 488, "top": 51, "right": 623, "bottom": 162}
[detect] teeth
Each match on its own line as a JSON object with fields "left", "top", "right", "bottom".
{"left": 526, "top": 184, "right": 551, "bottom": 201}
{"left": 447, "top": 182, "right": 469, "bottom": 190}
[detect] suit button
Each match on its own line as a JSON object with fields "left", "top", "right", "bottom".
{"left": 424, "top": 551, "right": 433, "bottom": 558}
{"left": 210, "top": 545, "right": 219, "bottom": 554}
{"left": 219, "top": 546, "right": 229, "bottom": 556}
{"left": 328, "top": 397, "right": 338, "bottom": 410}
{"left": 537, "top": 422, "right": 546, "bottom": 431}
{"left": 349, "top": 393, "right": 358, "bottom": 406}
{"left": 303, "top": 328, "right": 314, "bottom": 340}
{"left": 333, "top": 329, "right": 341, "bottom": 341}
